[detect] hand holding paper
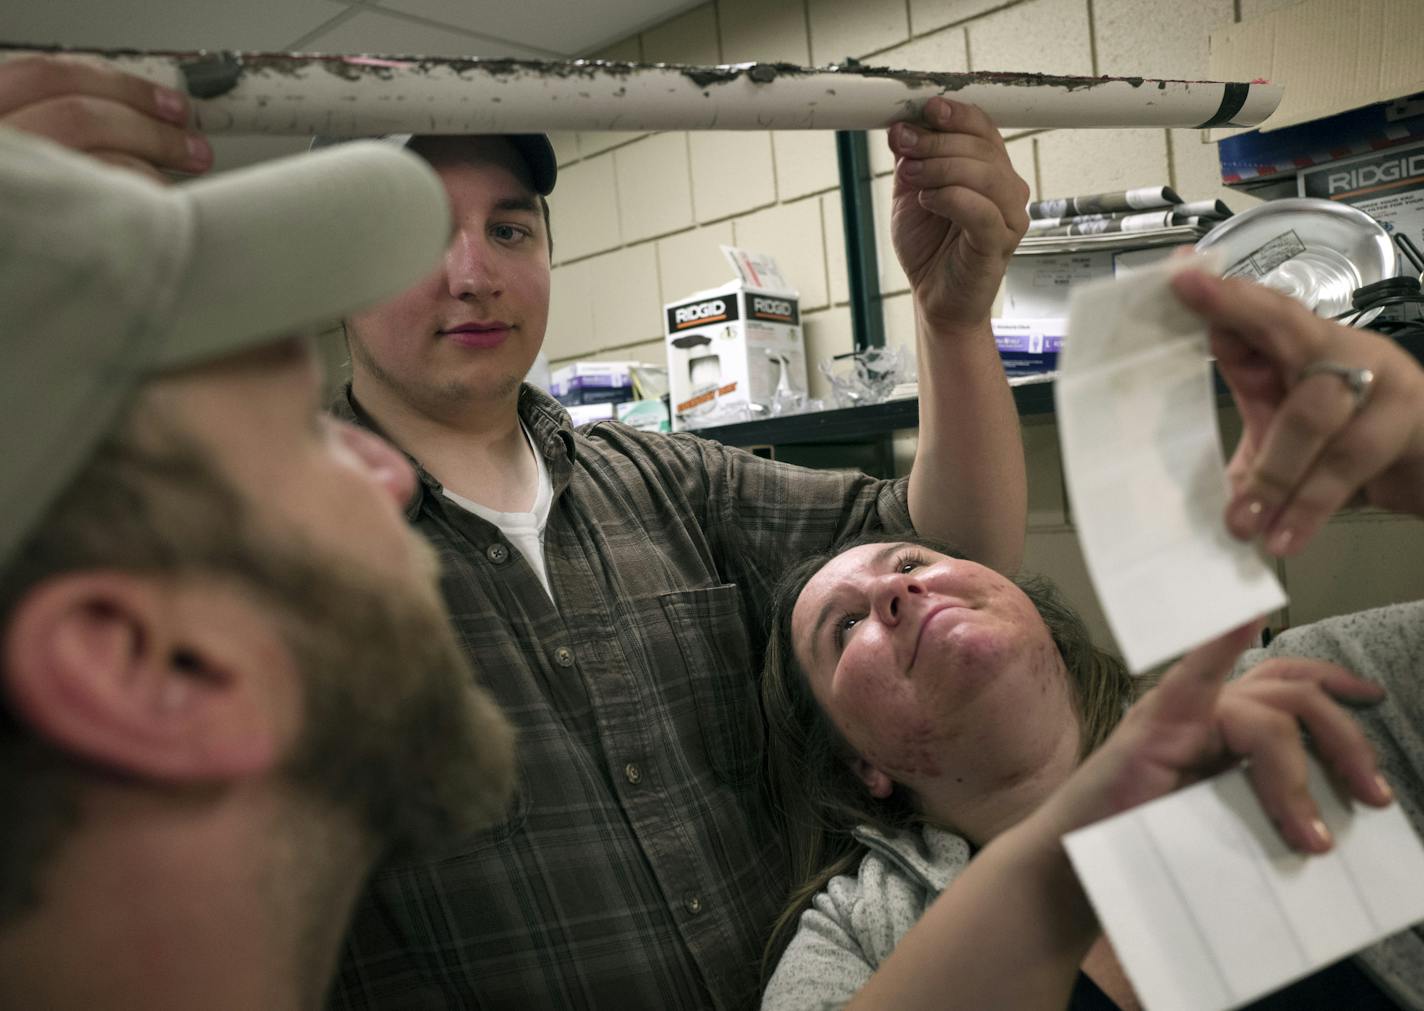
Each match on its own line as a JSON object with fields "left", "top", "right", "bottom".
{"left": 1053, "top": 252, "right": 1424, "bottom": 1011}
{"left": 1056, "top": 251, "right": 1286, "bottom": 673}
{"left": 1064, "top": 749, "right": 1424, "bottom": 1011}
{"left": 1170, "top": 269, "right": 1424, "bottom": 550}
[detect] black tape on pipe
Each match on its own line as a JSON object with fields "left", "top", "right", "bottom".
{"left": 1196, "top": 82, "right": 1250, "bottom": 129}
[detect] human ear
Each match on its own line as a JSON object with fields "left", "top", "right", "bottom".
{"left": 852, "top": 757, "right": 895, "bottom": 799}
{"left": 2, "top": 572, "right": 288, "bottom": 784}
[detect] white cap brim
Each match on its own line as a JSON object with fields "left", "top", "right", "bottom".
{"left": 0, "top": 130, "right": 450, "bottom": 566}
{"left": 157, "top": 140, "right": 450, "bottom": 368}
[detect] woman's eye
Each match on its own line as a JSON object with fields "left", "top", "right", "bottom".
{"left": 894, "top": 551, "right": 928, "bottom": 574}
{"left": 832, "top": 613, "right": 861, "bottom": 652}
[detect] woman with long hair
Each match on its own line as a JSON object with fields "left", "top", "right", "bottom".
{"left": 757, "top": 274, "right": 1424, "bottom": 1010}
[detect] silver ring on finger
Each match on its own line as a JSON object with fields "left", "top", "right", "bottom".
{"left": 1297, "top": 360, "right": 1375, "bottom": 414}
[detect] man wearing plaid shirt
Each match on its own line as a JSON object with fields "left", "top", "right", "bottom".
{"left": 329, "top": 101, "right": 1030, "bottom": 1009}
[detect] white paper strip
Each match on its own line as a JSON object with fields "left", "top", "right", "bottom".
{"left": 0, "top": 45, "right": 1283, "bottom": 133}
{"left": 1056, "top": 252, "right": 1286, "bottom": 673}
{"left": 1064, "top": 757, "right": 1424, "bottom": 1011}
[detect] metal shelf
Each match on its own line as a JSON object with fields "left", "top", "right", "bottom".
{"left": 691, "top": 331, "right": 1424, "bottom": 450}
{"left": 690, "top": 375, "right": 1052, "bottom": 447}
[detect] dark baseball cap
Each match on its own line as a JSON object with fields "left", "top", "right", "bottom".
{"left": 314, "top": 132, "right": 557, "bottom": 195}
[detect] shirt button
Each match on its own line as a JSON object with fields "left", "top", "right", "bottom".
{"left": 624, "top": 762, "right": 642, "bottom": 785}
{"left": 683, "top": 893, "right": 703, "bottom": 915}
{"left": 485, "top": 542, "right": 509, "bottom": 564}
{"left": 543, "top": 440, "right": 559, "bottom": 460}
{"left": 554, "top": 646, "right": 575, "bottom": 668}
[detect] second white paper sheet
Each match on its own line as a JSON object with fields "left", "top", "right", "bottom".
{"left": 1056, "top": 252, "right": 1286, "bottom": 673}
{"left": 1063, "top": 757, "right": 1424, "bottom": 1011}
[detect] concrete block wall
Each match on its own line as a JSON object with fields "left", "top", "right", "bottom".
{"left": 543, "top": 0, "right": 1424, "bottom": 640}
{"left": 545, "top": 0, "right": 1260, "bottom": 382}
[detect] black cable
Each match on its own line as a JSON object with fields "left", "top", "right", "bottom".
{"left": 1367, "top": 319, "right": 1424, "bottom": 339}
{"left": 1329, "top": 274, "right": 1424, "bottom": 334}
{"left": 1394, "top": 233, "right": 1424, "bottom": 275}
{"left": 1354, "top": 276, "right": 1420, "bottom": 308}
{"left": 1338, "top": 295, "right": 1424, "bottom": 323}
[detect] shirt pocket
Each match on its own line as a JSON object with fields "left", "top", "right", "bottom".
{"left": 657, "top": 583, "right": 764, "bottom": 789}
{"left": 425, "top": 762, "right": 531, "bottom": 864}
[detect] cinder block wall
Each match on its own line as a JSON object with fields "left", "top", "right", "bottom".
{"left": 543, "top": 0, "right": 1424, "bottom": 643}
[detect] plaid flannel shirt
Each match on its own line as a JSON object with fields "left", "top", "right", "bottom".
{"left": 328, "top": 384, "right": 913, "bottom": 1010}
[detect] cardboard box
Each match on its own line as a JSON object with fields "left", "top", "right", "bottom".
{"left": 992, "top": 318, "right": 1066, "bottom": 376}
{"left": 1113, "top": 245, "right": 1192, "bottom": 275}
{"left": 550, "top": 361, "right": 638, "bottom": 405}
{"left": 1215, "top": 95, "right": 1424, "bottom": 197}
{"left": 1298, "top": 140, "right": 1424, "bottom": 254}
{"left": 1208, "top": 0, "right": 1424, "bottom": 138}
{"left": 563, "top": 402, "right": 617, "bottom": 427}
{"left": 1003, "top": 252, "right": 1115, "bottom": 319}
{"left": 615, "top": 398, "right": 671, "bottom": 433}
{"left": 664, "top": 247, "right": 808, "bottom": 432}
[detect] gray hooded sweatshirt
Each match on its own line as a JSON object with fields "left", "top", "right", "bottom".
{"left": 762, "top": 601, "right": 1424, "bottom": 1010}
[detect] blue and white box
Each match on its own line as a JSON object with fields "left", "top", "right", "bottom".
{"left": 992, "top": 318, "right": 1066, "bottom": 375}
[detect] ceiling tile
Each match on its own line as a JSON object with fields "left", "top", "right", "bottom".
{"left": 373, "top": 0, "right": 699, "bottom": 57}
{"left": 300, "top": 7, "right": 547, "bottom": 57}
{"left": 4, "top": 0, "right": 342, "bottom": 51}
{"left": 641, "top": 4, "right": 719, "bottom": 64}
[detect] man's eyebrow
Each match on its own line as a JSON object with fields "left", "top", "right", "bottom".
{"left": 493, "top": 196, "right": 541, "bottom": 214}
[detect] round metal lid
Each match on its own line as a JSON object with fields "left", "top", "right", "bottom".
{"left": 1195, "top": 198, "right": 1397, "bottom": 323}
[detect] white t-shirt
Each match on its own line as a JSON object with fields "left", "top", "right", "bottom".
{"left": 442, "top": 424, "right": 555, "bottom": 602}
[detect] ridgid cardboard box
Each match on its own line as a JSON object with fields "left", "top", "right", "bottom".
{"left": 664, "top": 247, "right": 808, "bottom": 432}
